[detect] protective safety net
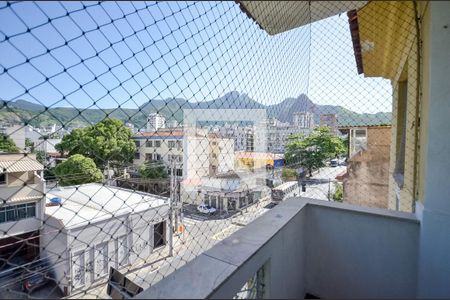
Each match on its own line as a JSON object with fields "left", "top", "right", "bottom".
{"left": 0, "top": 1, "right": 425, "bottom": 298}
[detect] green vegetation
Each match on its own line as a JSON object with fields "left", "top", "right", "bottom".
{"left": 0, "top": 133, "right": 19, "bottom": 153}
{"left": 285, "top": 126, "right": 346, "bottom": 176}
{"left": 25, "top": 138, "right": 35, "bottom": 153}
{"left": 55, "top": 118, "right": 136, "bottom": 168}
{"left": 54, "top": 154, "right": 103, "bottom": 186}
{"left": 1, "top": 97, "right": 391, "bottom": 129}
{"left": 282, "top": 168, "right": 297, "bottom": 181}
{"left": 333, "top": 182, "right": 343, "bottom": 202}
{"left": 139, "top": 161, "right": 169, "bottom": 179}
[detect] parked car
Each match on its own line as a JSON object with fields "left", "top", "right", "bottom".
{"left": 22, "top": 270, "right": 50, "bottom": 293}
{"left": 0, "top": 256, "right": 52, "bottom": 293}
{"left": 339, "top": 157, "right": 348, "bottom": 166}
{"left": 197, "top": 204, "right": 217, "bottom": 214}
{"left": 330, "top": 158, "right": 338, "bottom": 167}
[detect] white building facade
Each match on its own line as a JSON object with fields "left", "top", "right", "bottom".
{"left": 146, "top": 113, "right": 166, "bottom": 131}
{"left": 292, "top": 111, "right": 315, "bottom": 129}
{"left": 0, "top": 153, "right": 45, "bottom": 262}
{"left": 132, "top": 129, "right": 234, "bottom": 180}
{"left": 266, "top": 124, "right": 312, "bottom": 153}
{"left": 41, "top": 184, "right": 170, "bottom": 296}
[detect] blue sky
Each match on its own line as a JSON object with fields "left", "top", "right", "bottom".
{"left": 0, "top": 1, "right": 392, "bottom": 114}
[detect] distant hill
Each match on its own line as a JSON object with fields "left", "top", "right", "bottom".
{"left": 0, "top": 92, "right": 391, "bottom": 129}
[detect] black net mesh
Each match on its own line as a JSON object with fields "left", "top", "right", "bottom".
{"left": 0, "top": 1, "right": 425, "bottom": 298}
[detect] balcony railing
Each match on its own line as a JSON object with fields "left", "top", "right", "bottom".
{"left": 134, "top": 197, "right": 419, "bottom": 299}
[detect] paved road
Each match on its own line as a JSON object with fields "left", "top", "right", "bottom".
{"left": 300, "top": 166, "right": 346, "bottom": 200}
{"left": 128, "top": 196, "right": 274, "bottom": 290}
{"left": 75, "top": 196, "right": 274, "bottom": 298}
{"left": 73, "top": 167, "right": 346, "bottom": 298}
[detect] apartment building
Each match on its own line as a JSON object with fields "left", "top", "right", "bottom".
{"left": 146, "top": 113, "right": 166, "bottom": 132}
{"left": 339, "top": 125, "right": 392, "bottom": 208}
{"left": 0, "top": 153, "right": 45, "bottom": 262}
{"left": 293, "top": 111, "right": 315, "bottom": 129}
{"left": 266, "top": 123, "right": 311, "bottom": 153}
{"left": 133, "top": 129, "right": 234, "bottom": 180}
{"left": 132, "top": 129, "right": 184, "bottom": 177}
{"left": 209, "top": 123, "right": 254, "bottom": 151}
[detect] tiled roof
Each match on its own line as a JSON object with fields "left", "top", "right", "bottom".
{"left": 0, "top": 157, "right": 43, "bottom": 173}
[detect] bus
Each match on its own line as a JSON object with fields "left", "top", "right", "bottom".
{"left": 271, "top": 181, "right": 300, "bottom": 202}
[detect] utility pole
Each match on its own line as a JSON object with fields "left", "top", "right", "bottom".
{"left": 327, "top": 178, "right": 331, "bottom": 201}
{"left": 168, "top": 160, "right": 174, "bottom": 257}
{"left": 173, "top": 161, "right": 179, "bottom": 235}
{"left": 106, "top": 160, "right": 112, "bottom": 186}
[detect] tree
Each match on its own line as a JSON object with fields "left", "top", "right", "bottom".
{"left": 54, "top": 154, "right": 104, "bottom": 186}
{"left": 55, "top": 118, "right": 136, "bottom": 168}
{"left": 25, "top": 138, "right": 35, "bottom": 153}
{"left": 139, "top": 161, "right": 169, "bottom": 179}
{"left": 333, "top": 182, "right": 343, "bottom": 202}
{"left": 0, "top": 133, "right": 19, "bottom": 153}
{"left": 285, "top": 126, "right": 346, "bottom": 176}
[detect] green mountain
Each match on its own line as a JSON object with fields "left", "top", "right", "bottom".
{"left": 0, "top": 92, "right": 391, "bottom": 129}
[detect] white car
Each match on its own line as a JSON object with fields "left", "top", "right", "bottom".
{"left": 197, "top": 204, "right": 217, "bottom": 214}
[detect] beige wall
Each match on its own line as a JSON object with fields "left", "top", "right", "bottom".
{"left": 344, "top": 127, "right": 391, "bottom": 208}
{"left": 387, "top": 17, "right": 423, "bottom": 212}
{"left": 7, "top": 171, "right": 34, "bottom": 186}
{"left": 417, "top": 2, "right": 431, "bottom": 204}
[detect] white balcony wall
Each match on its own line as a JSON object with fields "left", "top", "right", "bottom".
{"left": 136, "top": 198, "right": 419, "bottom": 299}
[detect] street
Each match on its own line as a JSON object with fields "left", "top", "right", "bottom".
{"left": 300, "top": 166, "right": 346, "bottom": 200}
{"left": 70, "top": 166, "right": 345, "bottom": 298}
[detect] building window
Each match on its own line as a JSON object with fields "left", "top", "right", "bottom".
{"left": 117, "top": 236, "right": 128, "bottom": 266}
{"left": 168, "top": 141, "right": 175, "bottom": 148}
{"left": 146, "top": 140, "right": 153, "bottom": 147}
{"left": 176, "top": 169, "right": 183, "bottom": 177}
{"left": 176, "top": 141, "right": 182, "bottom": 149}
{"left": 0, "top": 174, "right": 6, "bottom": 185}
{"left": 134, "top": 140, "right": 140, "bottom": 148}
{"left": 95, "top": 243, "right": 108, "bottom": 278}
{"left": 134, "top": 152, "right": 140, "bottom": 160}
{"left": 355, "top": 129, "right": 367, "bottom": 137}
{"left": 145, "top": 153, "right": 152, "bottom": 161}
{"left": 154, "top": 140, "right": 161, "bottom": 147}
{"left": 72, "top": 251, "right": 86, "bottom": 288}
{"left": 0, "top": 203, "right": 36, "bottom": 224}
{"left": 153, "top": 222, "right": 166, "bottom": 249}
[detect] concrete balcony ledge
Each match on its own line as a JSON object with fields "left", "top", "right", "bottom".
{"left": 135, "top": 198, "right": 420, "bottom": 299}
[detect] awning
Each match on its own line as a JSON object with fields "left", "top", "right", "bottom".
{"left": 0, "top": 158, "right": 43, "bottom": 173}
{"left": 237, "top": 1, "right": 367, "bottom": 35}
